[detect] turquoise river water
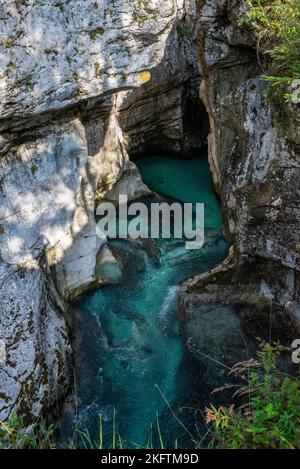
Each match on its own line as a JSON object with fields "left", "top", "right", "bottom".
{"left": 60, "top": 154, "right": 230, "bottom": 448}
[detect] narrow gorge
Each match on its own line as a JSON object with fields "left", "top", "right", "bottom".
{"left": 0, "top": 0, "right": 300, "bottom": 449}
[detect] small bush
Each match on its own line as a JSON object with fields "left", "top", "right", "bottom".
{"left": 243, "top": 0, "right": 300, "bottom": 96}
{"left": 205, "top": 342, "right": 300, "bottom": 449}
{"left": 0, "top": 414, "right": 55, "bottom": 449}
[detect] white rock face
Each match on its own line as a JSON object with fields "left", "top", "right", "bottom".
{"left": 0, "top": 262, "right": 72, "bottom": 421}
{"left": 0, "top": 120, "right": 88, "bottom": 267}
{"left": 0, "top": 0, "right": 198, "bottom": 422}
{"left": 0, "top": 0, "right": 188, "bottom": 124}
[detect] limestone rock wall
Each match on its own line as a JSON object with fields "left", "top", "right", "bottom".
{"left": 180, "top": 0, "right": 300, "bottom": 338}
{"left": 0, "top": 0, "right": 206, "bottom": 422}
{"left": 0, "top": 0, "right": 180, "bottom": 125}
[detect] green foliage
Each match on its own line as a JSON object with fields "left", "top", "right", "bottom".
{"left": 0, "top": 414, "right": 55, "bottom": 449}
{"left": 69, "top": 409, "right": 171, "bottom": 449}
{"left": 243, "top": 0, "right": 300, "bottom": 96}
{"left": 206, "top": 342, "right": 300, "bottom": 449}
{"left": 31, "top": 163, "right": 38, "bottom": 174}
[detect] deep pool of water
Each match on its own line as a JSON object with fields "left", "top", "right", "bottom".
{"left": 60, "top": 155, "right": 230, "bottom": 448}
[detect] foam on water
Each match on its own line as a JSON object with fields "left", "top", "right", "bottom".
{"left": 158, "top": 286, "right": 179, "bottom": 326}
